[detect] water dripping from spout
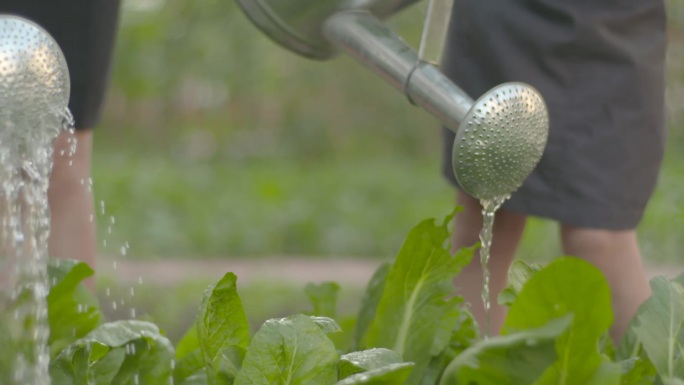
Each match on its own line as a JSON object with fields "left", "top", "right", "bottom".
{"left": 479, "top": 194, "right": 509, "bottom": 338}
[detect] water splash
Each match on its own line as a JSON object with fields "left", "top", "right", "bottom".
{"left": 0, "top": 15, "right": 71, "bottom": 385}
{"left": 479, "top": 194, "right": 509, "bottom": 338}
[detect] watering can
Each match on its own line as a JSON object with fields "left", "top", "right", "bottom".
{"left": 235, "top": 0, "right": 549, "bottom": 201}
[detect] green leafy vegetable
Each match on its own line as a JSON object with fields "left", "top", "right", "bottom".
{"left": 334, "top": 363, "right": 414, "bottom": 385}
{"left": 312, "top": 316, "right": 343, "bottom": 335}
{"left": 50, "top": 320, "right": 174, "bottom": 385}
{"left": 502, "top": 257, "right": 618, "bottom": 384}
{"left": 233, "top": 314, "right": 339, "bottom": 385}
{"left": 197, "top": 272, "right": 250, "bottom": 357}
{"left": 174, "top": 349, "right": 206, "bottom": 385}
{"left": 214, "top": 345, "right": 246, "bottom": 385}
{"left": 420, "top": 307, "right": 480, "bottom": 385}
{"left": 362, "top": 213, "right": 474, "bottom": 384}
{"left": 47, "top": 259, "right": 103, "bottom": 357}
{"left": 176, "top": 323, "right": 200, "bottom": 360}
{"left": 497, "top": 259, "right": 542, "bottom": 307}
{"left": 196, "top": 272, "right": 250, "bottom": 383}
{"left": 439, "top": 315, "right": 571, "bottom": 385}
{"left": 339, "top": 348, "right": 404, "bottom": 379}
{"left": 632, "top": 277, "right": 684, "bottom": 383}
{"left": 305, "top": 282, "right": 340, "bottom": 319}
{"left": 619, "top": 357, "right": 657, "bottom": 385}
{"left": 355, "top": 262, "right": 391, "bottom": 349}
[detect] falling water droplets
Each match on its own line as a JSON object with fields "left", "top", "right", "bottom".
{"left": 478, "top": 195, "right": 509, "bottom": 338}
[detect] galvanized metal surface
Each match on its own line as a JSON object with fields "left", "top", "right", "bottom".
{"left": 323, "top": 11, "right": 473, "bottom": 130}
{"left": 0, "top": 15, "right": 70, "bottom": 135}
{"left": 234, "top": 0, "right": 419, "bottom": 59}
{"left": 453, "top": 83, "right": 549, "bottom": 200}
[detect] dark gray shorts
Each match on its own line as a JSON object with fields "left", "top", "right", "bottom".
{"left": 441, "top": 0, "right": 668, "bottom": 230}
{"left": 0, "top": 0, "right": 121, "bottom": 130}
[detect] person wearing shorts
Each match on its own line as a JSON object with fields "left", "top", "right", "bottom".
{"left": 442, "top": 0, "right": 667, "bottom": 339}
{"left": 0, "top": 1, "right": 122, "bottom": 278}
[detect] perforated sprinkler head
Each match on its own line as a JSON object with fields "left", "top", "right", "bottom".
{"left": 452, "top": 83, "right": 549, "bottom": 201}
{"left": 0, "top": 15, "right": 70, "bottom": 133}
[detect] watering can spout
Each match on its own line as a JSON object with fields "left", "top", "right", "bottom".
{"left": 322, "top": 10, "right": 472, "bottom": 133}
{"left": 235, "top": 0, "right": 549, "bottom": 200}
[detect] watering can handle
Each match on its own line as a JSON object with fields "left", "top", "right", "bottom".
{"left": 418, "top": 0, "right": 455, "bottom": 65}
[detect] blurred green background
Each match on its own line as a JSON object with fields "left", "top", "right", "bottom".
{"left": 92, "top": 0, "right": 684, "bottom": 264}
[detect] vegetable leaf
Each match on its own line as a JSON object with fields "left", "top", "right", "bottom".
{"left": 439, "top": 315, "right": 572, "bottom": 385}
{"left": 214, "top": 345, "right": 246, "bottom": 385}
{"left": 502, "top": 257, "right": 615, "bottom": 384}
{"left": 362, "top": 213, "right": 474, "bottom": 384}
{"left": 176, "top": 324, "right": 200, "bottom": 360}
{"left": 355, "top": 262, "right": 391, "bottom": 349}
{"left": 197, "top": 272, "right": 250, "bottom": 365}
{"left": 312, "top": 316, "right": 343, "bottom": 335}
{"left": 50, "top": 320, "right": 174, "bottom": 385}
{"left": 233, "top": 314, "right": 338, "bottom": 385}
{"left": 498, "top": 259, "right": 542, "bottom": 307}
{"left": 339, "top": 348, "right": 404, "bottom": 379}
{"left": 632, "top": 277, "right": 684, "bottom": 383}
{"left": 334, "top": 363, "right": 414, "bottom": 385}
{"left": 305, "top": 282, "right": 340, "bottom": 319}
{"left": 47, "top": 259, "right": 103, "bottom": 357}
{"left": 174, "top": 349, "right": 205, "bottom": 385}
{"left": 420, "top": 307, "right": 481, "bottom": 385}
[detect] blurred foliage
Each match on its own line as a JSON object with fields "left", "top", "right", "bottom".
{"left": 104, "top": 0, "right": 437, "bottom": 159}
{"left": 91, "top": 0, "right": 684, "bottom": 262}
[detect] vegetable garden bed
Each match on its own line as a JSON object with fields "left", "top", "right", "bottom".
{"left": 7, "top": 210, "right": 684, "bottom": 384}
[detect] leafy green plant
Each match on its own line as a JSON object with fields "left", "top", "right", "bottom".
{"left": 9, "top": 212, "right": 684, "bottom": 384}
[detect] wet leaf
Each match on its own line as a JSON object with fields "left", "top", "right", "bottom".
{"left": 50, "top": 320, "right": 174, "bottom": 385}
{"left": 312, "top": 316, "right": 343, "bottom": 335}
{"left": 233, "top": 314, "right": 338, "bottom": 385}
{"left": 339, "top": 348, "right": 404, "bottom": 379}
{"left": 334, "top": 363, "right": 414, "bottom": 385}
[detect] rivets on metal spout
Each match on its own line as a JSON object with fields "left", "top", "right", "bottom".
{"left": 452, "top": 83, "right": 549, "bottom": 200}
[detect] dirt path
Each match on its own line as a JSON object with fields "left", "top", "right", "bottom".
{"left": 98, "top": 256, "right": 684, "bottom": 287}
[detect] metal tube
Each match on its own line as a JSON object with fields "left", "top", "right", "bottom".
{"left": 322, "top": 11, "right": 473, "bottom": 132}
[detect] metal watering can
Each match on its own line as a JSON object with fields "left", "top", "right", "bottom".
{"left": 235, "top": 0, "right": 549, "bottom": 201}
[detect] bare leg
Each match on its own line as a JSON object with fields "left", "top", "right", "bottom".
{"left": 48, "top": 129, "right": 96, "bottom": 272}
{"left": 451, "top": 192, "right": 527, "bottom": 335}
{"left": 560, "top": 225, "right": 651, "bottom": 341}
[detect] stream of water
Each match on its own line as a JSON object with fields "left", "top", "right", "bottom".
{"left": 0, "top": 104, "right": 71, "bottom": 384}
{"left": 478, "top": 195, "right": 509, "bottom": 338}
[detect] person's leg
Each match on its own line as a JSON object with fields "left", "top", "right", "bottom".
{"left": 48, "top": 129, "right": 96, "bottom": 271}
{"left": 451, "top": 192, "right": 527, "bottom": 335}
{"left": 560, "top": 225, "right": 651, "bottom": 341}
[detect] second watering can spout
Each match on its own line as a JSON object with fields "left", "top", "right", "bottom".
{"left": 235, "top": 0, "right": 549, "bottom": 201}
